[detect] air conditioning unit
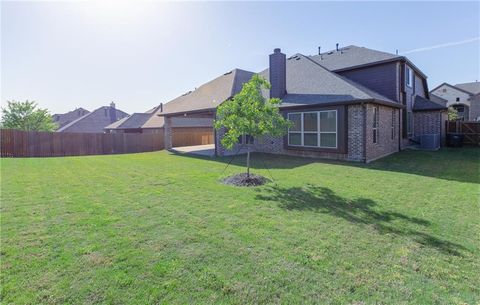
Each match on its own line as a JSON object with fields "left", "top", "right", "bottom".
{"left": 420, "top": 134, "right": 440, "bottom": 150}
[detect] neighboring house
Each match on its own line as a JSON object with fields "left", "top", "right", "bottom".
{"left": 159, "top": 45, "right": 447, "bottom": 162}
{"left": 430, "top": 81, "right": 480, "bottom": 121}
{"left": 104, "top": 104, "right": 165, "bottom": 133}
{"left": 57, "top": 103, "right": 129, "bottom": 133}
{"left": 52, "top": 107, "right": 90, "bottom": 130}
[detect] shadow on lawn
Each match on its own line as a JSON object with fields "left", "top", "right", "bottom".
{"left": 171, "top": 147, "right": 479, "bottom": 184}
{"left": 256, "top": 184, "right": 467, "bottom": 256}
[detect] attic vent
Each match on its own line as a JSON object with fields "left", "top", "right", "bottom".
{"left": 182, "top": 91, "right": 192, "bottom": 96}
{"left": 295, "top": 57, "right": 301, "bottom": 60}
{"left": 223, "top": 71, "right": 233, "bottom": 75}
{"left": 327, "top": 51, "right": 334, "bottom": 55}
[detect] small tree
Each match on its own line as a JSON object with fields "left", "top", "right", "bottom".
{"left": 448, "top": 106, "right": 459, "bottom": 121}
{"left": 214, "top": 74, "right": 292, "bottom": 177}
{"left": 1, "top": 100, "right": 58, "bottom": 131}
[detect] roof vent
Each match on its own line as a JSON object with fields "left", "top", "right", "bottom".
{"left": 336, "top": 43, "right": 339, "bottom": 51}
{"left": 223, "top": 70, "right": 233, "bottom": 75}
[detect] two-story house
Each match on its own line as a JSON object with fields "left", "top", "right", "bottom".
{"left": 158, "top": 45, "right": 447, "bottom": 162}
{"left": 430, "top": 81, "right": 480, "bottom": 121}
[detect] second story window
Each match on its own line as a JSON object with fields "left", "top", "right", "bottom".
{"left": 406, "top": 66, "right": 413, "bottom": 88}
{"left": 456, "top": 97, "right": 460, "bottom": 102}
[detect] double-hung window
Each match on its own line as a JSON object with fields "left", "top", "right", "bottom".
{"left": 287, "top": 110, "right": 337, "bottom": 148}
{"left": 391, "top": 110, "right": 395, "bottom": 140}
{"left": 406, "top": 66, "right": 413, "bottom": 88}
{"left": 373, "top": 106, "right": 379, "bottom": 144}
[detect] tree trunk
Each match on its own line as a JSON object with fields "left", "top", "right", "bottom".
{"left": 246, "top": 146, "right": 250, "bottom": 178}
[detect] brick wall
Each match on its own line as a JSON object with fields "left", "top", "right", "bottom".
{"left": 347, "top": 105, "right": 364, "bottom": 161}
{"left": 365, "top": 104, "right": 399, "bottom": 162}
{"left": 413, "top": 111, "right": 442, "bottom": 137}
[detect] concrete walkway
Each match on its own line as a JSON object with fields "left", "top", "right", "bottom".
{"left": 170, "top": 144, "right": 215, "bottom": 157}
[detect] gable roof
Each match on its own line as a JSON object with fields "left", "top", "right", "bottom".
{"left": 105, "top": 104, "right": 165, "bottom": 130}
{"left": 430, "top": 82, "right": 474, "bottom": 95}
{"left": 309, "top": 45, "right": 402, "bottom": 72}
{"left": 160, "top": 69, "right": 255, "bottom": 115}
{"left": 413, "top": 95, "right": 448, "bottom": 112}
{"left": 259, "top": 54, "right": 399, "bottom": 108}
{"left": 57, "top": 106, "right": 129, "bottom": 132}
{"left": 454, "top": 81, "right": 480, "bottom": 95}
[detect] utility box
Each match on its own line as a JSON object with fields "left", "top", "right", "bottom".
{"left": 420, "top": 134, "right": 440, "bottom": 150}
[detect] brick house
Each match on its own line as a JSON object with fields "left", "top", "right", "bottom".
{"left": 430, "top": 81, "right": 480, "bottom": 121}
{"left": 159, "top": 45, "right": 447, "bottom": 162}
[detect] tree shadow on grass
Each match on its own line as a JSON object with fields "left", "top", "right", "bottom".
{"left": 255, "top": 184, "right": 467, "bottom": 256}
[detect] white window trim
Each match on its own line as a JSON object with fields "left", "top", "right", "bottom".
{"left": 373, "top": 106, "right": 379, "bottom": 144}
{"left": 406, "top": 66, "right": 413, "bottom": 88}
{"left": 287, "top": 110, "right": 338, "bottom": 149}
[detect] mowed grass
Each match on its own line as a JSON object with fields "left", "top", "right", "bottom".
{"left": 1, "top": 148, "right": 479, "bottom": 304}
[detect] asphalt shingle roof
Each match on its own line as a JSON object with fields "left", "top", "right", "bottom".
{"left": 309, "top": 45, "right": 401, "bottom": 71}
{"left": 454, "top": 82, "right": 480, "bottom": 95}
{"left": 413, "top": 95, "right": 447, "bottom": 111}
{"left": 160, "top": 69, "right": 254, "bottom": 115}
{"left": 259, "top": 54, "right": 397, "bottom": 107}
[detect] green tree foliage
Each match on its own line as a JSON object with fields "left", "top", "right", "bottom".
{"left": 214, "top": 74, "right": 292, "bottom": 176}
{"left": 1, "top": 100, "right": 58, "bottom": 131}
{"left": 448, "top": 107, "right": 459, "bottom": 121}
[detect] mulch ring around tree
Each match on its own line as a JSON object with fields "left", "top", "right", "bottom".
{"left": 221, "top": 173, "right": 270, "bottom": 187}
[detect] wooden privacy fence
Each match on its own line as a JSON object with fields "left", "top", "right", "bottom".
{"left": 0, "top": 129, "right": 164, "bottom": 157}
{"left": 446, "top": 121, "right": 480, "bottom": 146}
{"left": 172, "top": 127, "right": 214, "bottom": 147}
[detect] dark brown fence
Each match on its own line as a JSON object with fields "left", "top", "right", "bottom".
{"left": 172, "top": 127, "right": 214, "bottom": 147}
{"left": 0, "top": 129, "right": 164, "bottom": 157}
{"left": 446, "top": 121, "right": 480, "bottom": 146}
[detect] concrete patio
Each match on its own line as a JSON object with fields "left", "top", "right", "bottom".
{"left": 170, "top": 144, "right": 215, "bottom": 157}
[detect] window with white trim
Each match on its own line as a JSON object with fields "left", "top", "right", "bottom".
{"left": 373, "top": 106, "right": 379, "bottom": 144}
{"left": 287, "top": 110, "right": 337, "bottom": 148}
{"left": 406, "top": 66, "right": 413, "bottom": 88}
{"left": 391, "top": 110, "right": 395, "bottom": 140}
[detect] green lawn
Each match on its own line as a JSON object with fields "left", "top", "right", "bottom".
{"left": 1, "top": 148, "right": 479, "bottom": 304}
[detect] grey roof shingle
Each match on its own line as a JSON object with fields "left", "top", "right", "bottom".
{"left": 57, "top": 106, "right": 129, "bottom": 132}
{"left": 413, "top": 95, "right": 447, "bottom": 111}
{"left": 429, "top": 94, "right": 448, "bottom": 106}
{"left": 160, "top": 69, "right": 254, "bottom": 115}
{"left": 259, "top": 54, "right": 398, "bottom": 107}
{"left": 454, "top": 81, "right": 480, "bottom": 95}
{"left": 159, "top": 48, "right": 402, "bottom": 116}
{"left": 309, "top": 45, "right": 401, "bottom": 71}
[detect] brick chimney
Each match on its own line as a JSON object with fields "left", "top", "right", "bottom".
{"left": 109, "top": 102, "right": 117, "bottom": 122}
{"left": 269, "top": 48, "right": 286, "bottom": 99}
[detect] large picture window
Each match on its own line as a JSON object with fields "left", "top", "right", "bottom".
{"left": 287, "top": 110, "right": 337, "bottom": 148}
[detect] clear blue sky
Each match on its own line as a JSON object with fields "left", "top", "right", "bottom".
{"left": 2, "top": 1, "right": 479, "bottom": 114}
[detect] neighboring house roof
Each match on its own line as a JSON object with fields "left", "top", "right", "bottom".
{"left": 159, "top": 69, "right": 255, "bottom": 115}
{"left": 105, "top": 104, "right": 165, "bottom": 130}
{"left": 52, "top": 107, "right": 90, "bottom": 129}
{"left": 259, "top": 54, "right": 398, "bottom": 108}
{"left": 429, "top": 94, "right": 448, "bottom": 106}
{"left": 429, "top": 82, "right": 474, "bottom": 95}
{"left": 57, "top": 106, "right": 129, "bottom": 133}
{"left": 454, "top": 81, "right": 480, "bottom": 95}
{"left": 413, "top": 95, "right": 448, "bottom": 111}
